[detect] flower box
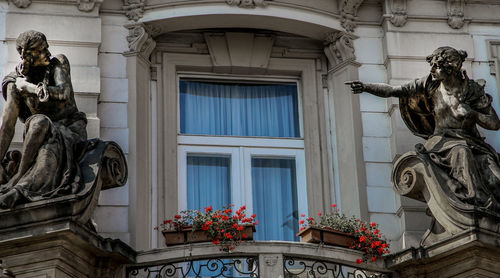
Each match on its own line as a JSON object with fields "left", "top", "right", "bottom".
{"left": 297, "top": 226, "right": 355, "bottom": 248}
{"left": 162, "top": 225, "right": 256, "bottom": 246}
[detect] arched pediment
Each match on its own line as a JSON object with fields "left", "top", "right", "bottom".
{"left": 137, "top": 3, "right": 343, "bottom": 41}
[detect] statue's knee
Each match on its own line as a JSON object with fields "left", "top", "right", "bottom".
{"left": 27, "top": 115, "right": 50, "bottom": 134}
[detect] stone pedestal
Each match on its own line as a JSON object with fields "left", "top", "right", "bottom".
{"left": 0, "top": 220, "right": 135, "bottom": 278}
{"left": 387, "top": 228, "right": 500, "bottom": 278}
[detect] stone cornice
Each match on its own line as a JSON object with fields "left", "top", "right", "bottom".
{"left": 339, "top": 0, "right": 364, "bottom": 33}
{"left": 124, "top": 23, "right": 157, "bottom": 60}
{"left": 9, "top": 0, "right": 103, "bottom": 12}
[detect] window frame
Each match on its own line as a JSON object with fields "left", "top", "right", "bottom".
{"left": 177, "top": 74, "right": 309, "bottom": 229}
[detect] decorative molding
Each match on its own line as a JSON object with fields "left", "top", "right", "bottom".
{"left": 339, "top": 0, "right": 364, "bottom": 33}
{"left": 77, "top": 0, "right": 102, "bottom": 12}
{"left": 324, "top": 32, "right": 356, "bottom": 69}
{"left": 447, "top": 0, "right": 466, "bottom": 29}
{"left": 226, "top": 0, "right": 269, "bottom": 8}
{"left": 10, "top": 0, "right": 31, "bottom": 8}
{"left": 264, "top": 256, "right": 278, "bottom": 267}
{"left": 204, "top": 32, "right": 275, "bottom": 71}
{"left": 390, "top": 0, "right": 408, "bottom": 27}
{"left": 125, "top": 24, "right": 156, "bottom": 60}
{"left": 123, "top": 0, "right": 146, "bottom": 21}
{"left": 487, "top": 40, "right": 500, "bottom": 76}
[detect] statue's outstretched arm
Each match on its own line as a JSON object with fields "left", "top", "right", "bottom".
{"left": 345, "top": 81, "right": 405, "bottom": 98}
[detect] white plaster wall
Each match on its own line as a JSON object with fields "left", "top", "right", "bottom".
{"left": 354, "top": 25, "right": 402, "bottom": 245}
{"left": 94, "top": 13, "right": 131, "bottom": 244}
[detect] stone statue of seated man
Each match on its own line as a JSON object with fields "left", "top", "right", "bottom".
{"left": 0, "top": 30, "right": 88, "bottom": 209}
{"left": 347, "top": 46, "right": 500, "bottom": 211}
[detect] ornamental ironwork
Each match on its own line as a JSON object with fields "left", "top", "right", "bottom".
{"left": 283, "top": 257, "right": 390, "bottom": 278}
{"left": 127, "top": 257, "right": 259, "bottom": 277}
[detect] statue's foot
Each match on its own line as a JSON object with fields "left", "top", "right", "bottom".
{"left": 0, "top": 189, "right": 20, "bottom": 209}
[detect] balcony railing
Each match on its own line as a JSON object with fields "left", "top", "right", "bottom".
{"left": 127, "top": 241, "right": 391, "bottom": 277}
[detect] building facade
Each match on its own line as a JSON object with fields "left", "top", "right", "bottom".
{"left": 0, "top": 0, "right": 500, "bottom": 276}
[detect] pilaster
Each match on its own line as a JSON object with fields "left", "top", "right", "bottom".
{"left": 324, "top": 32, "right": 368, "bottom": 220}
{"left": 124, "top": 23, "right": 156, "bottom": 251}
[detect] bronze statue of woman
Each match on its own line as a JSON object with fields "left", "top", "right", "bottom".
{"left": 0, "top": 30, "right": 87, "bottom": 208}
{"left": 347, "top": 46, "right": 500, "bottom": 210}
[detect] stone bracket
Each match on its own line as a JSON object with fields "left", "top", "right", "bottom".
{"left": 123, "top": 0, "right": 146, "bottom": 21}
{"left": 226, "top": 0, "right": 270, "bottom": 8}
{"left": 389, "top": 0, "right": 408, "bottom": 27}
{"left": 447, "top": 0, "right": 466, "bottom": 29}
{"left": 324, "top": 32, "right": 357, "bottom": 70}
{"left": 124, "top": 23, "right": 157, "bottom": 61}
{"left": 339, "top": 0, "right": 364, "bottom": 33}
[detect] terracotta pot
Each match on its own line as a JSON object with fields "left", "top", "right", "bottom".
{"left": 162, "top": 225, "right": 256, "bottom": 246}
{"left": 297, "top": 226, "right": 355, "bottom": 247}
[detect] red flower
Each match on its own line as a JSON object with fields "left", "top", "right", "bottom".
{"left": 371, "top": 256, "right": 377, "bottom": 262}
{"left": 307, "top": 217, "right": 315, "bottom": 221}
{"left": 254, "top": 220, "right": 259, "bottom": 226}
{"left": 299, "top": 220, "right": 305, "bottom": 225}
{"left": 240, "top": 205, "right": 246, "bottom": 210}
{"left": 212, "top": 239, "right": 220, "bottom": 245}
{"left": 317, "top": 212, "right": 322, "bottom": 216}
{"left": 237, "top": 225, "right": 244, "bottom": 231}
{"left": 224, "top": 233, "right": 233, "bottom": 239}
{"left": 232, "top": 223, "right": 239, "bottom": 229}
{"left": 374, "top": 229, "right": 380, "bottom": 235}
{"left": 202, "top": 224, "right": 210, "bottom": 231}
{"left": 331, "top": 204, "right": 337, "bottom": 208}
{"left": 205, "top": 206, "right": 213, "bottom": 213}
{"left": 359, "top": 236, "right": 367, "bottom": 242}
{"left": 356, "top": 259, "right": 363, "bottom": 264}
{"left": 242, "top": 233, "right": 248, "bottom": 238}
{"left": 381, "top": 243, "right": 389, "bottom": 248}
{"left": 251, "top": 214, "right": 257, "bottom": 219}
{"left": 299, "top": 227, "right": 305, "bottom": 231}
{"left": 174, "top": 214, "right": 182, "bottom": 220}
{"left": 370, "top": 222, "right": 377, "bottom": 227}
{"left": 301, "top": 213, "right": 306, "bottom": 217}
{"left": 206, "top": 221, "right": 213, "bottom": 225}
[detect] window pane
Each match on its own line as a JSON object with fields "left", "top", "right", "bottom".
{"left": 180, "top": 80, "right": 300, "bottom": 137}
{"left": 187, "top": 155, "right": 231, "bottom": 210}
{"left": 251, "top": 158, "right": 298, "bottom": 241}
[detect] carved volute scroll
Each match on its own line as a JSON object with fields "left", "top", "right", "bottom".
{"left": 77, "top": 0, "right": 103, "bottom": 12}
{"left": 125, "top": 24, "right": 156, "bottom": 60}
{"left": 339, "top": 0, "right": 364, "bottom": 33}
{"left": 10, "top": 0, "right": 31, "bottom": 8}
{"left": 324, "top": 32, "right": 356, "bottom": 69}
{"left": 390, "top": 0, "right": 407, "bottom": 27}
{"left": 226, "top": 0, "right": 269, "bottom": 8}
{"left": 123, "top": 0, "right": 146, "bottom": 21}
{"left": 447, "top": 0, "right": 465, "bottom": 29}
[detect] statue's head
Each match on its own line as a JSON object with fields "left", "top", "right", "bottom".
{"left": 426, "top": 46, "right": 467, "bottom": 81}
{"left": 15, "top": 30, "right": 51, "bottom": 75}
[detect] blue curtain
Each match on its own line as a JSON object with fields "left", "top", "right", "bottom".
{"left": 180, "top": 80, "right": 300, "bottom": 138}
{"left": 186, "top": 156, "right": 231, "bottom": 277}
{"left": 187, "top": 156, "right": 231, "bottom": 211}
{"left": 252, "top": 158, "right": 299, "bottom": 241}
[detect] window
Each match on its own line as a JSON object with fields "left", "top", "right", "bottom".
{"left": 178, "top": 77, "right": 307, "bottom": 241}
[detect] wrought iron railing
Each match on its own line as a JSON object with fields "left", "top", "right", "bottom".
{"left": 127, "top": 257, "right": 259, "bottom": 278}
{"left": 283, "top": 257, "right": 391, "bottom": 278}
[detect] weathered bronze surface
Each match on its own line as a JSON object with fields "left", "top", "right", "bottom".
{"left": 0, "top": 31, "right": 126, "bottom": 213}
{"left": 347, "top": 46, "right": 500, "bottom": 245}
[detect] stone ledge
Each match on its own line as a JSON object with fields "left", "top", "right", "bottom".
{"left": 0, "top": 220, "right": 136, "bottom": 278}
{"left": 386, "top": 228, "right": 500, "bottom": 278}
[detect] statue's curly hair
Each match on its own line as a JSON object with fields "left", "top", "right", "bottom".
{"left": 426, "top": 46, "right": 467, "bottom": 75}
{"left": 15, "top": 30, "right": 50, "bottom": 75}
